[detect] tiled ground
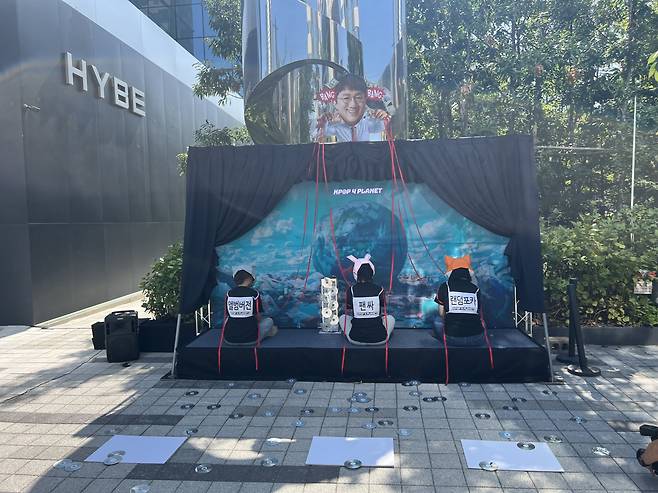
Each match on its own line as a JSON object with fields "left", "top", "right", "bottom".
{"left": 0, "top": 324, "right": 656, "bottom": 493}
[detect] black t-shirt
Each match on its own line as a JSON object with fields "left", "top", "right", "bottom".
{"left": 435, "top": 279, "right": 483, "bottom": 337}
{"left": 346, "top": 282, "right": 388, "bottom": 343}
{"left": 224, "top": 286, "right": 262, "bottom": 343}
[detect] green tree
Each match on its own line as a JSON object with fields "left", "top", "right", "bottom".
{"left": 194, "top": 0, "right": 243, "bottom": 102}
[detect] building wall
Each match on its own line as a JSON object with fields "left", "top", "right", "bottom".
{"left": 0, "top": 0, "right": 242, "bottom": 325}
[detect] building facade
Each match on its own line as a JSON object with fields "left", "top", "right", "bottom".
{"left": 0, "top": 0, "right": 243, "bottom": 325}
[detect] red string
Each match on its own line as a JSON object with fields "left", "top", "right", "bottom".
{"left": 217, "top": 296, "right": 228, "bottom": 373}
{"left": 254, "top": 298, "right": 260, "bottom": 371}
{"left": 387, "top": 126, "right": 445, "bottom": 276}
{"left": 320, "top": 142, "right": 350, "bottom": 284}
{"left": 303, "top": 144, "right": 322, "bottom": 291}
{"left": 442, "top": 329, "right": 450, "bottom": 384}
{"left": 341, "top": 287, "right": 349, "bottom": 374}
{"left": 396, "top": 202, "right": 423, "bottom": 282}
{"left": 383, "top": 294, "right": 389, "bottom": 375}
{"left": 480, "top": 307, "right": 495, "bottom": 369}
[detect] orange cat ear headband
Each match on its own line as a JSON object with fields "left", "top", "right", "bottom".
{"left": 444, "top": 255, "right": 472, "bottom": 272}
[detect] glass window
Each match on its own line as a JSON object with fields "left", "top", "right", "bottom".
{"left": 202, "top": 4, "right": 217, "bottom": 37}
{"left": 130, "top": 0, "right": 149, "bottom": 8}
{"left": 149, "top": 6, "right": 176, "bottom": 36}
{"left": 204, "top": 39, "right": 233, "bottom": 68}
{"left": 149, "top": 0, "right": 173, "bottom": 6}
{"left": 175, "top": 0, "right": 202, "bottom": 4}
{"left": 175, "top": 4, "right": 204, "bottom": 39}
{"left": 178, "top": 37, "right": 206, "bottom": 60}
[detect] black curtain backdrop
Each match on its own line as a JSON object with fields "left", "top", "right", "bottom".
{"left": 180, "top": 135, "right": 544, "bottom": 316}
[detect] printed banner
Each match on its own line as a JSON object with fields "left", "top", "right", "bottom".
{"left": 212, "top": 180, "right": 514, "bottom": 329}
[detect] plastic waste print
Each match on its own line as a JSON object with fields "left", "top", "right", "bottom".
{"left": 314, "top": 74, "right": 395, "bottom": 143}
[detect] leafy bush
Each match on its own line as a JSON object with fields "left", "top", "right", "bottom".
{"left": 542, "top": 206, "right": 658, "bottom": 326}
{"left": 139, "top": 243, "right": 183, "bottom": 319}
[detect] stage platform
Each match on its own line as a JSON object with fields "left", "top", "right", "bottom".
{"left": 176, "top": 328, "right": 551, "bottom": 383}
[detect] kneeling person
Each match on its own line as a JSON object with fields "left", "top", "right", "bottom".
{"left": 223, "top": 269, "right": 278, "bottom": 345}
{"left": 434, "top": 258, "right": 485, "bottom": 346}
{"left": 340, "top": 259, "right": 394, "bottom": 345}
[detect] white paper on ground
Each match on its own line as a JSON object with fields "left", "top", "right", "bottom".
{"left": 461, "top": 440, "right": 564, "bottom": 472}
{"left": 85, "top": 435, "right": 187, "bottom": 464}
{"left": 306, "top": 437, "right": 394, "bottom": 467}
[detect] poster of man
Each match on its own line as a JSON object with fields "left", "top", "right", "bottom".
{"left": 314, "top": 73, "right": 395, "bottom": 143}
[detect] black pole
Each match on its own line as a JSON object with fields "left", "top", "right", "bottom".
{"left": 567, "top": 279, "right": 577, "bottom": 357}
{"left": 556, "top": 278, "right": 579, "bottom": 365}
{"left": 566, "top": 278, "right": 601, "bottom": 377}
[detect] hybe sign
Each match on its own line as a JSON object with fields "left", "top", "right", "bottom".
{"left": 63, "top": 52, "right": 145, "bottom": 116}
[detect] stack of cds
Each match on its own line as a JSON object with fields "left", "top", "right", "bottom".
{"left": 320, "top": 277, "right": 340, "bottom": 332}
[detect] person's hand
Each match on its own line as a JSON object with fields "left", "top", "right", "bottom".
{"left": 371, "top": 109, "right": 390, "bottom": 121}
{"left": 328, "top": 111, "right": 344, "bottom": 124}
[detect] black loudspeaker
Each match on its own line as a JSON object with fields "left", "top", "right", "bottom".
{"left": 91, "top": 321, "right": 105, "bottom": 350}
{"left": 105, "top": 310, "right": 140, "bottom": 363}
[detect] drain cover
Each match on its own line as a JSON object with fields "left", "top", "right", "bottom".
{"left": 592, "top": 446, "right": 610, "bottom": 456}
{"left": 511, "top": 397, "right": 527, "bottom": 402}
{"left": 378, "top": 419, "right": 394, "bottom": 426}
{"left": 180, "top": 404, "right": 194, "bottom": 410}
{"left": 344, "top": 459, "right": 362, "bottom": 469}
{"left": 502, "top": 405, "right": 519, "bottom": 411}
{"left": 248, "top": 393, "right": 262, "bottom": 400}
{"left": 365, "top": 407, "right": 379, "bottom": 413}
{"left": 207, "top": 404, "right": 221, "bottom": 410}
{"left": 293, "top": 389, "right": 307, "bottom": 395}
{"left": 353, "top": 392, "right": 368, "bottom": 398}
{"left": 330, "top": 407, "right": 343, "bottom": 413}
{"left": 403, "top": 405, "right": 418, "bottom": 412}
{"left": 195, "top": 464, "right": 212, "bottom": 474}
{"left": 64, "top": 462, "right": 81, "bottom": 472}
{"left": 53, "top": 459, "right": 72, "bottom": 470}
{"left": 185, "top": 391, "right": 199, "bottom": 396}
{"left": 293, "top": 419, "right": 305, "bottom": 427}
{"left": 409, "top": 391, "right": 422, "bottom": 397}
{"left": 479, "top": 460, "right": 498, "bottom": 471}
{"left": 229, "top": 413, "right": 243, "bottom": 419}
{"left": 402, "top": 380, "right": 420, "bottom": 387}
{"left": 185, "top": 428, "right": 198, "bottom": 436}
{"left": 361, "top": 422, "right": 377, "bottom": 430}
{"left": 541, "top": 390, "right": 557, "bottom": 395}
{"left": 570, "top": 416, "right": 587, "bottom": 424}
{"left": 544, "top": 435, "right": 563, "bottom": 443}
{"left": 301, "top": 408, "right": 314, "bottom": 415}
{"left": 103, "top": 455, "right": 121, "bottom": 466}
{"left": 517, "top": 442, "right": 536, "bottom": 450}
{"left": 261, "top": 457, "right": 279, "bottom": 467}
{"left": 347, "top": 407, "right": 360, "bottom": 414}
{"left": 264, "top": 410, "right": 275, "bottom": 417}
{"left": 499, "top": 431, "right": 513, "bottom": 440}
{"left": 130, "top": 485, "right": 151, "bottom": 493}
{"left": 356, "top": 397, "right": 371, "bottom": 403}
{"left": 475, "top": 413, "right": 491, "bottom": 419}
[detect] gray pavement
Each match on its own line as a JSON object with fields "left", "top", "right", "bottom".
{"left": 0, "top": 323, "right": 656, "bottom": 493}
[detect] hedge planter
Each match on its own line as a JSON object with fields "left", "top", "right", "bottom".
{"left": 534, "top": 325, "right": 658, "bottom": 346}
